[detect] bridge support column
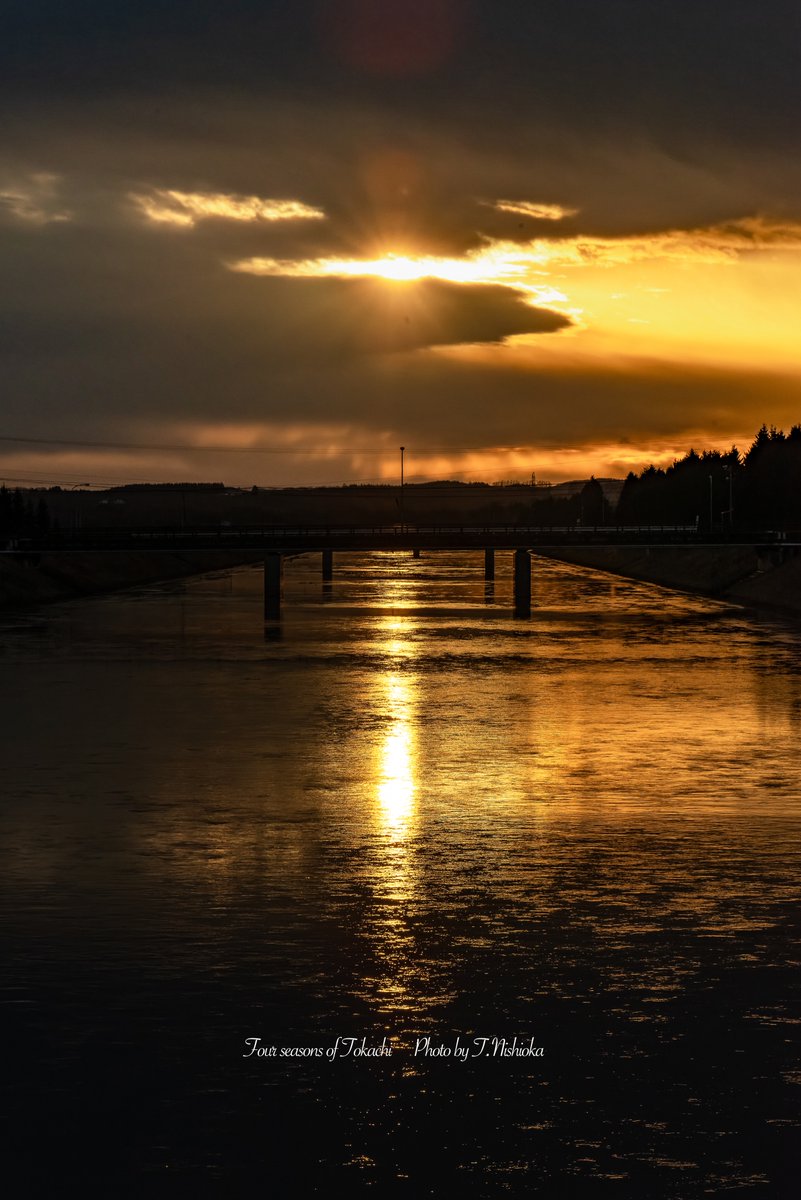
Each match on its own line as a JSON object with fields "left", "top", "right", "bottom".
{"left": 513, "top": 549, "right": 531, "bottom": 617}
{"left": 264, "top": 553, "right": 283, "bottom": 621}
{"left": 322, "top": 549, "right": 333, "bottom": 581}
{"left": 413, "top": 548, "right": 420, "bottom": 558}
{"left": 484, "top": 548, "right": 495, "bottom": 581}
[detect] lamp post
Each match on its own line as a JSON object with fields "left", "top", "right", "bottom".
{"left": 708, "top": 474, "right": 713, "bottom": 532}
{"left": 400, "top": 445, "right": 405, "bottom": 530}
{"left": 723, "top": 464, "right": 734, "bottom": 525}
{"left": 69, "top": 482, "right": 92, "bottom": 532}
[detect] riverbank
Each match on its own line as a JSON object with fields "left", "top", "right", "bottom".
{"left": 536, "top": 544, "right": 801, "bottom": 616}
{"left": 0, "top": 550, "right": 264, "bottom": 608}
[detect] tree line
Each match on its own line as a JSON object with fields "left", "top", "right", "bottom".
{"left": 613, "top": 424, "right": 801, "bottom": 530}
{"left": 0, "top": 486, "right": 50, "bottom": 538}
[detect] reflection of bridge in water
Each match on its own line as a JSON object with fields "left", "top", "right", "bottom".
{"left": 12, "top": 521, "right": 779, "bottom": 619}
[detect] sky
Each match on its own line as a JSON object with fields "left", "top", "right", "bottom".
{"left": 2, "top": 0, "right": 801, "bottom": 488}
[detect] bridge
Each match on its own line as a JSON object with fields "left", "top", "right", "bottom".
{"left": 3, "top": 523, "right": 790, "bottom": 619}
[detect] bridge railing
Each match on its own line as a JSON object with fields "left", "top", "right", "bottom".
{"left": 3, "top": 522, "right": 720, "bottom": 554}
{"left": 45, "top": 522, "right": 702, "bottom": 541}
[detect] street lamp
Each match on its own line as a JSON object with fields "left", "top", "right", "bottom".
{"left": 723, "top": 464, "right": 734, "bottom": 526}
{"left": 69, "top": 482, "right": 92, "bottom": 531}
{"left": 708, "top": 474, "right": 713, "bottom": 532}
{"left": 400, "top": 446, "right": 405, "bottom": 529}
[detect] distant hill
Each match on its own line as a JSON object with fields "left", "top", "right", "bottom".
{"left": 548, "top": 478, "right": 625, "bottom": 505}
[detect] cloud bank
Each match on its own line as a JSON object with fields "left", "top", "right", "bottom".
{"left": 2, "top": 2, "right": 801, "bottom": 484}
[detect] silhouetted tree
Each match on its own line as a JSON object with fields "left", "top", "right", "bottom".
{"left": 0, "top": 487, "right": 51, "bottom": 540}
{"left": 579, "top": 476, "right": 605, "bottom": 525}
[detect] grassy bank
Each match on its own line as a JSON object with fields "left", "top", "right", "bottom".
{"left": 536, "top": 544, "right": 801, "bottom": 617}
{"left": 0, "top": 550, "right": 264, "bottom": 609}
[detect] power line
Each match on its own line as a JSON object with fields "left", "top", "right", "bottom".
{"left": 0, "top": 434, "right": 388, "bottom": 454}
{"left": 0, "top": 434, "right": 534, "bottom": 456}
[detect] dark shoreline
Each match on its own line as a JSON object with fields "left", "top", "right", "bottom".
{"left": 0, "top": 549, "right": 264, "bottom": 609}
{"left": 535, "top": 544, "right": 801, "bottom": 618}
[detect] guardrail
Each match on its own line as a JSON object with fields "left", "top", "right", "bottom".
{"left": 8, "top": 522, "right": 701, "bottom": 545}
{"left": 4, "top": 524, "right": 796, "bottom": 553}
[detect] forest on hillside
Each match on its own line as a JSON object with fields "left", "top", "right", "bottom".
{"left": 611, "top": 424, "right": 801, "bottom": 530}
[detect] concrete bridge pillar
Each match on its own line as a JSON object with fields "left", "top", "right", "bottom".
{"left": 413, "top": 548, "right": 421, "bottom": 558}
{"left": 484, "top": 548, "right": 495, "bottom": 581}
{"left": 322, "top": 549, "right": 333, "bottom": 581}
{"left": 513, "top": 549, "right": 531, "bottom": 617}
{"left": 264, "top": 553, "right": 283, "bottom": 621}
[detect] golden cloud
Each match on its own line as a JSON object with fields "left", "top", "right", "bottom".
{"left": 0, "top": 173, "right": 72, "bottom": 224}
{"left": 230, "top": 215, "right": 801, "bottom": 284}
{"left": 131, "top": 189, "right": 326, "bottom": 227}
{"left": 520, "top": 216, "right": 801, "bottom": 268}
{"left": 491, "top": 199, "right": 578, "bottom": 221}
{"left": 227, "top": 249, "right": 569, "bottom": 312}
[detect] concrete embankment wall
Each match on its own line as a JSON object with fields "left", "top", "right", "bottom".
{"left": 0, "top": 550, "right": 263, "bottom": 609}
{"left": 536, "top": 544, "right": 801, "bottom": 617}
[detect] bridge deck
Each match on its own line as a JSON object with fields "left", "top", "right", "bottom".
{"left": 4, "top": 522, "right": 773, "bottom": 555}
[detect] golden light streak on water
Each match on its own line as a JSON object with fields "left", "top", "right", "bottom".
{"left": 376, "top": 674, "right": 417, "bottom": 837}
{"left": 356, "top": 613, "right": 433, "bottom": 1020}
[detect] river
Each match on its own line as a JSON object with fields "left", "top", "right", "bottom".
{"left": 1, "top": 552, "right": 799, "bottom": 1196}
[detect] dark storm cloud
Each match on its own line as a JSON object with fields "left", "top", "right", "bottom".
{"left": 3, "top": 339, "right": 799, "bottom": 476}
{"left": 4, "top": 0, "right": 801, "bottom": 244}
{"left": 5, "top": 83, "right": 801, "bottom": 257}
{"left": 267, "top": 277, "right": 572, "bottom": 353}
{"left": 3, "top": 3, "right": 801, "bottom": 265}
{"left": 0, "top": 213, "right": 568, "bottom": 440}
{"left": 3, "top": 2, "right": 800, "bottom": 155}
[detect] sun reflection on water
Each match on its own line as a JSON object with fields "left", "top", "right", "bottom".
{"left": 377, "top": 675, "right": 417, "bottom": 835}
{"left": 354, "top": 615, "right": 443, "bottom": 1024}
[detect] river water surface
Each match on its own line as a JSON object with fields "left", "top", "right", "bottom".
{"left": 2, "top": 553, "right": 799, "bottom": 1196}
